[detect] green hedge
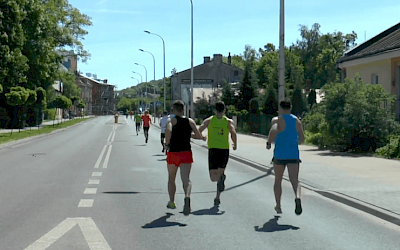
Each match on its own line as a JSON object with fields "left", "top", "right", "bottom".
{"left": 44, "top": 109, "right": 56, "bottom": 120}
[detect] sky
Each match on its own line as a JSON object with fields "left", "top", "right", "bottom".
{"left": 68, "top": 0, "right": 400, "bottom": 91}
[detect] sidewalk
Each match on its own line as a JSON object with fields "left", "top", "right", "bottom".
{"left": 0, "top": 116, "right": 94, "bottom": 134}
{"left": 153, "top": 117, "right": 400, "bottom": 221}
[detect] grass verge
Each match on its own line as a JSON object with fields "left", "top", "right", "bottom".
{"left": 0, "top": 118, "right": 91, "bottom": 145}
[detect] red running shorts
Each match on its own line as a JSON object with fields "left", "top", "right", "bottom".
{"left": 167, "top": 151, "right": 193, "bottom": 167}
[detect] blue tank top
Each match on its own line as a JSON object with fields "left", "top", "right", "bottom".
{"left": 274, "top": 114, "right": 300, "bottom": 160}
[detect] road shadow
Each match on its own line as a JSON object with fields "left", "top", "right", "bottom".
{"left": 254, "top": 216, "right": 300, "bottom": 232}
{"left": 142, "top": 213, "right": 187, "bottom": 228}
{"left": 191, "top": 205, "right": 225, "bottom": 216}
{"left": 158, "top": 159, "right": 167, "bottom": 161}
{"left": 134, "top": 144, "right": 147, "bottom": 146}
{"left": 153, "top": 154, "right": 165, "bottom": 157}
{"left": 225, "top": 172, "right": 272, "bottom": 192}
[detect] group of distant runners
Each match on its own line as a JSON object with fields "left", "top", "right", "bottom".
{"left": 133, "top": 98, "right": 304, "bottom": 216}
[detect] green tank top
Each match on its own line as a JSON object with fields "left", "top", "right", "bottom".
{"left": 208, "top": 115, "right": 229, "bottom": 149}
{"left": 135, "top": 115, "right": 141, "bottom": 123}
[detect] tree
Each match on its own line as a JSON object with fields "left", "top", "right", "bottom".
{"left": 48, "top": 95, "right": 72, "bottom": 123}
{"left": 238, "top": 64, "right": 258, "bottom": 111}
{"left": 5, "top": 86, "right": 32, "bottom": 131}
{"left": 263, "top": 85, "right": 278, "bottom": 116}
{"left": 291, "top": 23, "right": 357, "bottom": 88}
{"left": 291, "top": 84, "right": 307, "bottom": 118}
{"left": 56, "top": 70, "right": 81, "bottom": 99}
{"left": 0, "top": 0, "right": 29, "bottom": 91}
{"left": 221, "top": 82, "right": 235, "bottom": 106}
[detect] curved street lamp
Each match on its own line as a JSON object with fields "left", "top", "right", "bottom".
{"left": 134, "top": 63, "right": 148, "bottom": 83}
{"left": 132, "top": 71, "right": 142, "bottom": 83}
{"left": 139, "top": 49, "right": 156, "bottom": 117}
{"left": 144, "top": 30, "right": 166, "bottom": 111}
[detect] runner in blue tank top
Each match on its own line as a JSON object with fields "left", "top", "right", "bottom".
{"left": 266, "top": 98, "right": 305, "bottom": 215}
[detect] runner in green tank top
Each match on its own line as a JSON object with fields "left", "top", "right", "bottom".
{"left": 199, "top": 101, "right": 237, "bottom": 206}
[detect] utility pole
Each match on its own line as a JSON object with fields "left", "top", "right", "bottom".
{"left": 278, "top": 0, "right": 285, "bottom": 102}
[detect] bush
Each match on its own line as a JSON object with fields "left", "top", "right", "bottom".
{"left": 195, "top": 118, "right": 202, "bottom": 125}
{"left": 375, "top": 135, "right": 400, "bottom": 159}
{"left": 303, "top": 77, "right": 397, "bottom": 152}
{"left": 44, "top": 109, "right": 56, "bottom": 120}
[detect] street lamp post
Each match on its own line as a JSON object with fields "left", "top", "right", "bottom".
{"left": 134, "top": 63, "right": 148, "bottom": 109}
{"left": 278, "top": 0, "right": 285, "bottom": 102}
{"left": 135, "top": 63, "right": 148, "bottom": 83}
{"left": 132, "top": 71, "right": 142, "bottom": 83}
{"left": 144, "top": 30, "right": 166, "bottom": 111}
{"left": 139, "top": 49, "right": 156, "bottom": 117}
{"left": 190, "top": 0, "right": 194, "bottom": 118}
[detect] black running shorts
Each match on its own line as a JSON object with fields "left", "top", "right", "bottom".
{"left": 143, "top": 126, "right": 149, "bottom": 133}
{"left": 208, "top": 148, "right": 229, "bottom": 170}
{"left": 272, "top": 158, "right": 301, "bottom": 166}
{"left": 161, "top": 133, "right": 165, "bottom": 140}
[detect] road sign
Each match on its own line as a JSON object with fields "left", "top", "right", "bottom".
{"left": 24, "top": 217, "right": 111, "bottom": 250}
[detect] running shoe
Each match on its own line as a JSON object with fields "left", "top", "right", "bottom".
{"left": 217, "top": 174, "right": 226, "bottom": 192}
{"left": 295, "top": 198, "right": 302, "bottom": 215}
{"left": 146, "top": 138, "right": 148, "bottom": 143}
{"left": 183, "top": 197, "right": 191, "bottom": 215}
{"left": 275, "top": 205, "right": 282, "bottom": 214}
{"left": 214, "top": 198, "right": 220, "bottom": 206}
{"left": 167, "top": 201, "right": 176, "bottom": 209}
{"left": 162, "top": 147, "right": 165, "bottom": 153}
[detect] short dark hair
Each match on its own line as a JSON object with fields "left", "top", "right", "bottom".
{"left": 279, "top": 98, "right": 292, "bottom": 110}
{"left": 163, "top": 111, "right": 168, "bottom": 115}
{"left": 172, "top": 100, "right": 184, "bottom": 112}
{"left": 215, "top": 101, "right": 225, "bottom": 113}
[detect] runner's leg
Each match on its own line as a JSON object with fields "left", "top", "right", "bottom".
{"left": 287, "top": 163, "right": 300, "bottom": 198}
{"left": 180, "top": 163, "right": 192, "bottom": 215}
{"left": 167, "top": 164, "right": 178, "bottom": 203}
{"left": 180, "top": 163, "right": 192, "bottom": 197}
{"left": 274, "top": 164, "right": 285, "bottom": 209}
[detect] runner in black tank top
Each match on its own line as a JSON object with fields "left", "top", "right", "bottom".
{"left": 165, "top": 101, "right": 206, "bottom": 215}
{"left": 169, "top": 116, "right": 192, "bottom": 152}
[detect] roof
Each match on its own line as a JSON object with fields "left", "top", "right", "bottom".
{"left": 171, "top": 60, "right": 243, "bottom": 77}
{"left": 338, "top": 22, "right": 400, "bottom": 63}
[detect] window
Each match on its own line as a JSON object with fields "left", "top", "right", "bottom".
{"left": 371, "top": 74, "right": 378, "bottom": 84}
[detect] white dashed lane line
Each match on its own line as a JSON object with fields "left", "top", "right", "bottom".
{"left": 78, "top": 199, "right": 94, "bottom": 208}
{"left": 92, "top": 172, "right": 102, "bottom": 177}
{"left": 84, "top": 188, "right": 97, "bottom": 195}
{"left": 89, "top": 180, "right": 100, "bottom": 185}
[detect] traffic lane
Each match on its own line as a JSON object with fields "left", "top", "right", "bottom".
{"left": 90, "top": 124, "right": 400, "bottom": 250}
{"left": 0, "top": 116, "right": 114, "bottom": 250}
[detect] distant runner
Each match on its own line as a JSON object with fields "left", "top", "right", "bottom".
{"left": 134, "top": 112, "right": 142, "bottom": 135}
{"left": 159, "top": 111, "right": 174, "bottom": 153}
{"left": 199, "top": 101, "right": 237, "bottom": 206}
{"left": 165, "top": 100, "right": 205, "bottom": 215}
{"left": 266, "top": 98, "right": 305, "bottom": 215}
{"left": 141, "top": 110, "right": 152, "bottom": 143}
{"left": 129, "top": 110, "right": 133, "bottom": 119}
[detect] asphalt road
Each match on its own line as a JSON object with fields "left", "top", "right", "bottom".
{"left": 0, "top": 116, "right": 399, "bottom": 250}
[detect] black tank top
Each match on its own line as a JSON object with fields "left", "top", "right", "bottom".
{"left": 169, "top": 116, "right": 192, "bottom": 152}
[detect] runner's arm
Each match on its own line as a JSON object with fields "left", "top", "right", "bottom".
{"left": 296, "top": 118, "right": 305, "bottom": 144}
{"left": 189, "top": 119, "right": 206, "bottom": 140}
{"left": 198, "top": 117, "right": 211, "bottom": 133}
{"left": 165, "top": 119, "right": 172, "bottom": 149}
{"left": 228, "top": 119, "right": 237, "bottom": 150}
